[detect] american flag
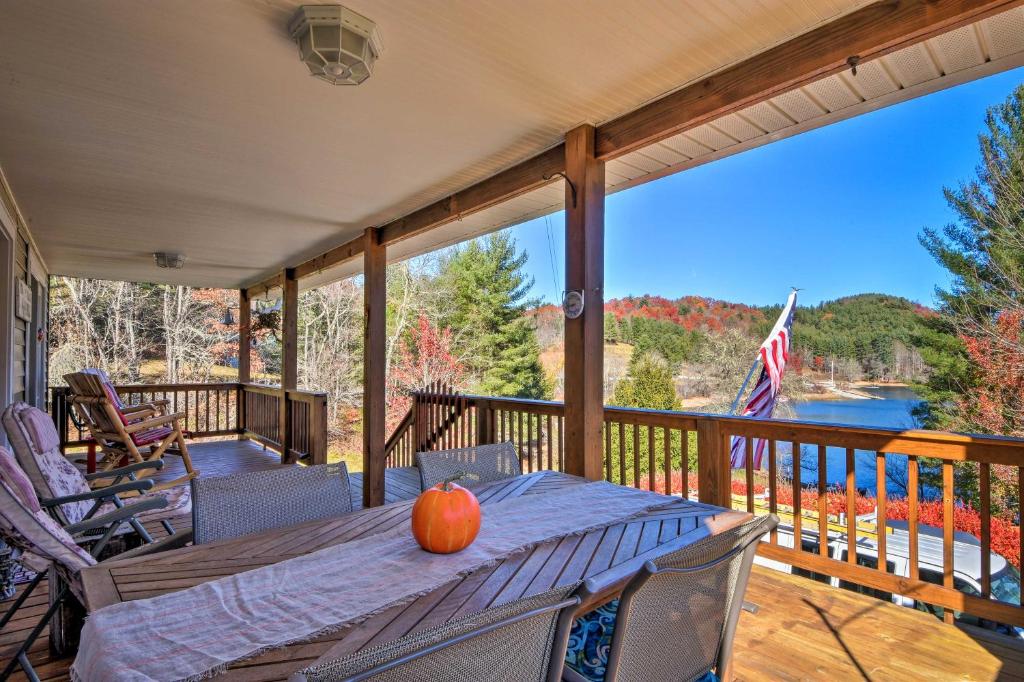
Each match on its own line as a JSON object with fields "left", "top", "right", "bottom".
{"left": 730, "top": 290, "right": 798, "bottom": 468}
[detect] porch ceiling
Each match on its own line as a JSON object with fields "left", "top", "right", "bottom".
{"left": 0, "top": 0, "right": 879, "bottom": 289}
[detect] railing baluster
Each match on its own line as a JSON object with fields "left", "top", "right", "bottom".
{"left": 908, "top": 455, "right": 919, "bottom": 582}
{"left": 980, "top": 461, "right": 991, "bottom": 598}
{"left": 792, "top": 442, "right": 803, "bottom": 548}
{"left": 942, "top": 460, "right": 955, "bottom": 624}
{"left": 546, "top": 413, "right": 553, "bottom": 471}
{"left": 557, "top": 415, "right": 563, "bottom": 472}
{"left": 682, "top": 430, "right": 690, "bottom": 500}
{"left": 603, "top": 421, "right": 610, "bottom": 481}
{"left": 745, "top": 436, "right": 754, "bottom": 513}
{"left": 876, "top": 452, "right": 887, "bottom": 573}
{"left": 846, "top": 448, "right": 856, "bottom": 565}
{"left": 818, "top": 445, "right": 828, "bottom": 558}
{"left": 648, "top": 425, "right": 656, "bottom": 492}
{"left": 768, "top": 439, "right": 777, "bottom": 544}
{"left": 632, "top": 422, "right": 640, "bottom": 489}
{"left": 663, "top": 427, "right": 672, "bottom": 497}
{"left": 616, "top": 420, "right": 624, "bottom": 485}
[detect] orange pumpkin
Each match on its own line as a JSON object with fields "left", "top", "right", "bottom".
{"left": 411, "top": 479, "right": 481, "bottom": 554}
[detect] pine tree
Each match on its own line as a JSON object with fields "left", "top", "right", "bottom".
{"left": 612, "top": 350, "right": 679, "bottom": 410}
{"left": 438, "top": 233, "right": 550, "bottom": 399}
{"left": 919, "top": 84, "right": 1024, "bottom": 435}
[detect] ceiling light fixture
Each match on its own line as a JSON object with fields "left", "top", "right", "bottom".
{"left": 154, "top": 252, "right": 186, "bottom": 269}
{"left": 289, "top": 5, "right": 383, "bottom": 86}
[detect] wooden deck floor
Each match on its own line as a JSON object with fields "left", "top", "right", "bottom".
{"left": 3, "top": 439, "right": 1023, "bottom": 681}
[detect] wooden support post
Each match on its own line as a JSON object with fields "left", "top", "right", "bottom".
{"left": 238, "top": 289, "right": 251, "bottom": 439}
{"left": 563, "top": 124, "right": 605, "bottom": 481}
{"left": 363, "top": 228, "right": 387, "bottom": 508}
{"left": 280, "top": 268, "right": 298, "bottom": 464}
{"left": 475, "top": 401, "right": 493, "bottom": 447}
{"left": 696, "top": 419, "right": 732, "bottom": 508}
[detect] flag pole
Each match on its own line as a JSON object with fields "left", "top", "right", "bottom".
{"left": 729, "top": 356, "right": 761, "bottom": 416}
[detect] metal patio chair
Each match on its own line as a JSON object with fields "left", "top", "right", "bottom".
{"left": 416, "top": 441, "right": 522, "bottom": 491}
{"left": 191, "top": 462, "right": 353, "bottom": 544}
{"left": 64, "top": 371, "right": 199, "bottom": 488}
{"left": 563, "top": 514, "right": 779, "bottom": 682}
{"left": 0, "top": 444, "right": 191, "bottom": 680}
{"left": 292, "top": 584, "right": 581, "bottom": 682}
{"left": 2, "top": 402, "right": 191, "bottom": 539}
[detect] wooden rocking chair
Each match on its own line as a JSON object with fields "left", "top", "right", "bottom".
{"left": 64, "top": 372, "right": 199, "bottom": 490}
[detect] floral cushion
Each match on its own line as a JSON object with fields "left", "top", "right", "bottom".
{"left": 564, "top": 599, "right": 718, "bottom": 682}
{"left": 0, "top": 446, "right": 41, "bottom": 512}
{"left": 2, "top": 402, "right": 93, "bottom": 524}
{"left": 0, "top": 477, "right": 95, "bottom": 597}
{"left": 98, "top": 484, "right": 191, "bottom": 522}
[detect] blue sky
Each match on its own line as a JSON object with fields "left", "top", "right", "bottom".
{"left": 504, "top": 66, "right": 1024, "bottom": 308}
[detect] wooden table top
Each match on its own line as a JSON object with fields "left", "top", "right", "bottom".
{"left": 80, "top": 471, "right": 750, "bottom": 681}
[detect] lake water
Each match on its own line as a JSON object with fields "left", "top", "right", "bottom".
{"left": 779, "top": 386, "right": 925, "bottom": 491}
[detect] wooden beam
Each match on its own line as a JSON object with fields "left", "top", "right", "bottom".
{"left": 562, "top": 125, "right": 605, "bottom": 481}
{"left": 294, "top": 234, "right": 365, "bottom": 280}
{"left": 281, "top": 268, "right": 298, "bottom": 464}
{"left": 362, "top": 228, "right": 387, "bottom": 508}
{"left": 594, "top": 0, "right": 1023, "bottom": 159}
{"left": 379, "top": 144, "right": 564, "bottom": 246}
{"left": 244, "top": 272, "right": 284, "bottom": 300}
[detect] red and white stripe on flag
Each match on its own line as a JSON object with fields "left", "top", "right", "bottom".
{"left": 731, "top": 290, "right": 798, "bottom": 469}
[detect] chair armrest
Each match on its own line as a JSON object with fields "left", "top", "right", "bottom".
{"left": 41, "top": 479, "right": 155, "bottom": 507}
{"left": 120, "top": 406, "right": 159, "bottom": 421}
{"left": 113, "top": 529, "right": 194, "bottom": 560}
{"left": 64, "top": 498, "right": 167, "bottom": 535}
{"left": 83, "top": 459, "right": 164, "bottom": 481}
{"left": 123, "top": 412, "right": 185, "bottom": 434}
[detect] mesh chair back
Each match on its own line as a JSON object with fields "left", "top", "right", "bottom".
{"left": 294, "top": 585, "right": 580, "bottom": 682}
{"left": 2, "top": 402, "right": 94, "bottom": 525}
{"left": 416, "top": 442, "right": 522, "bottom": 491}
{"left": 191, "top": 463, "right": 354, "bottom": 544}
{"left": 605, "top": 514, "right": 778, "bottom": 682}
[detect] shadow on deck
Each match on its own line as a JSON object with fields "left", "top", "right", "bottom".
{"left": 3, "top": 439, "right": 1023, "bottom": 680}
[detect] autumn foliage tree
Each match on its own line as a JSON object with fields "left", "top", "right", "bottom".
{"left": 386, "top": 315, "right": 465, "bottom": 431}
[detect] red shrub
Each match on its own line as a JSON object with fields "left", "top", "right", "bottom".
{"left": 633, "top": 471, "right": 1021, "bottom": 569}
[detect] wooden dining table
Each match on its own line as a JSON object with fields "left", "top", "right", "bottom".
{"left": 80, "top": 471, "right": 750, "bottom": 680}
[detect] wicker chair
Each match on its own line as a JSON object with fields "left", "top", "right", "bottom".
{"left": 191, "top": 462, "right": 354, "bottom": 544}
{"left": 564, "top": 514, "right": 778, "bottom": 682}
{"left": 293, "top": 585, "right": 581, "bottom": 682}
{"left": 416, "top": 441, "right": 522, "bottom": 491}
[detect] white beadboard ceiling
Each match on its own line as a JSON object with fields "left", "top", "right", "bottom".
{"left": 302, "top": 6, "right": 1024, "bottom": 290}
{"left": 0, "top": 1, "right": 1021, "bottom": 290}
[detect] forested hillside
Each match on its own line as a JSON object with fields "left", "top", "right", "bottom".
{"left": 780, "top": 293, "right": 932, "bottom": 383}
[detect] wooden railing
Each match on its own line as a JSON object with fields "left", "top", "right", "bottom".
{"left": 388, "top": 387, "right": 1024, "bottom": 628}
{"left": 51, "top": 382, "right": 328, "bottom": 465}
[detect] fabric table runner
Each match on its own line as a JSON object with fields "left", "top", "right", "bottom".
{"left": 72, "top": 480, "right": 673, "bottom": 681}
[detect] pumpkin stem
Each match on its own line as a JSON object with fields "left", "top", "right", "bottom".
{"left": 441, "top": 472, "right": 466, "bottom": 492}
